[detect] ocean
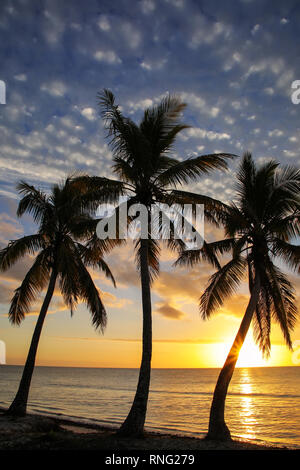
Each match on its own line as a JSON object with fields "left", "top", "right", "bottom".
{"left": 0, "top": 365, "right": 299, "bottom": 448}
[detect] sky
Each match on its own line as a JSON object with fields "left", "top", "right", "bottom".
{"left": 0, "top": 0, "right": 299, "bottom": 368}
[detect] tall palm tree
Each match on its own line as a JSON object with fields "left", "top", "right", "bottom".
{"left": 0, "top": 177, "right": 116, "bottom": 417}
{"left": 176, "top": 153, "right": 300, "bottom": 440}
{"left": 74, "top": 89, "right": 235, "bottom": 436}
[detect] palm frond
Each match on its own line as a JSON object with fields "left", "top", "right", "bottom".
{"left": 76, "top": 242, "right": 116, "bottom": 287}
{"left": 170, "top": 190, "right": 231, "bottom": 227}
{"left": 75, "top": 256, "right": 107, "bottom": 332}
{"left": 17, "top": 181, "right": 53, "bottom": 223}
{"left": 272, "top": 238, "right": 300, "bottom": 273}
{"left": 264, "top": 260, "right": 298, "bottom": 349}
{"left": 70, "top": 175, "right": 126, "bottom": 207}
{"left": 0, "top": 234, "right": 46, "bottom": 271}
{"left": 9, "top": 249, "right": 51, "bottom": 325}
{"left": 273, "top": 165, "right": 300, "bottom": 195}
{"left": 140, "top": 94, "right": 189, "bottom": 159}
{"left": 98, "top": 89, "right": 149, "bottom": 167}
{"left": 175, "top": 238, "right": 236, "bottom": 269}
{"left": 57, "top": 242, "right": 81, "bottom": 315}
{"left": 200, "top": 256, "right": 247, "bottom": 319}
{"left": 156, "top": 153, "right": 235, "bottom": 187}
{"left": 252, "top": 287, "right": 272, "bottom": 357}
{"left": 235, "top": 152, "right": 256, "bottom": 200}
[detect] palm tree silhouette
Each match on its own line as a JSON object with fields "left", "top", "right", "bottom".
{"left": 0, "top": 177, "right": 116, "bottom": 417}
{"left": 176, "top": 152, "right": 300, "bottom": 440}
{"left": 75, "top": 89, "right": 235, "bottom": 436}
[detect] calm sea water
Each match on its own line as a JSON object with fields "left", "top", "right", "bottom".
{"left": 0, "top": 366, "right": 299, "bottom": 448}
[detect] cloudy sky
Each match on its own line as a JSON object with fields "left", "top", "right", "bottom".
{"left": 0, "top": 0, "right": 299, "bottom": 368}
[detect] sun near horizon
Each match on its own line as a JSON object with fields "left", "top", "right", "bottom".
{"left": 2, "top": 240, "right": 299, "bottom": 370}
{"left": 3, "top": 318, "right": 299, "bottom": 369}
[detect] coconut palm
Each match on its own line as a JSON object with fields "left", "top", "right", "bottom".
{"left": 74, "top": 89, "right": 235, "bottom": 436}
{"left": 176, "top": 152, "right": 300, "bottom": 440}
{"left": 0, "top": 177, "right": 116, "bottom": 417}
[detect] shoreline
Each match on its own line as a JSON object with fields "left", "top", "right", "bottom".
{"left": 0, "top": 409, "right": 296, "bottom": 451}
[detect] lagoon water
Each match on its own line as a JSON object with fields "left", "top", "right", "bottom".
{"left": 1, "top": 365, "right": 299, "bottom": 448}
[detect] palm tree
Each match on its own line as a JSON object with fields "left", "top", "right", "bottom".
{"left": 0, "top": 177, "right": 116, "bottom": 417}
{"left": 74, "top": 89, "right": 235, "bottom": 436}
{"left": 176, "top": 152, "right": 300, "bottom": 440}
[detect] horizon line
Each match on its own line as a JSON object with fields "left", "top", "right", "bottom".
{"left": 2, "top": 363, "right": 298, "bottom": 369}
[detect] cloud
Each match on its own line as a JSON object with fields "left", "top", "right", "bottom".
{"left": 0, "top": 283, "right": 14, "bottom": 304}
{"left": 164, "top": 0, "right": 184, "bottom": 8}
{"left": 41, "top": 80, "right": 67, "bottom": 97}
{"left": 251, "top": 24, "right": 260, "bottom": 35}
{"left": 268, "top": 129, "right": 284, "bottom": 137}
{"left": 0, "top": 213, "right": 24, "bottom": 244}
{"left": 181, "top": 128, "right": 231, "bottom": 141}
{"left": 153, "top": 268, "right": 209, "bottom": 302}
{"left": 180, "top": 92, "right": 220, "bottom": 118}
{"left": 120, "top": 22, "right": 141, "bottom": 49}
{"left": 140, "top": 58, "right": 167, "bottom": 71}
{"left": 94, "top": 49, "right": 122, "bottom": 64}
{"left": 1, "top": 295, "right": 69, "bottom": 319}
{"left": 102, "top": 291, "right": 133, "bottom": 309}
{"left": 264, "top": 87, "right": 274, "bottom": 95}
{"left": 14, "top": 73, "right": 27, "bottom": 82}
{"left": 189, "top": 15, "right": 231, "bottom": 48}
{"left": 217, "top": 294, "right": 250, "bottom": 318}
{"left": 97, "top": 244, "right": 140, "bottom": 288}
{"left": 26, "top": 296, "right": 68, "bottom": 317}
{"left": 155, "top": 301, "right": 185, "bottom": 320}
{"left": 126, "top": 97, "right": 154, "bottom": 112}
{"left": 280, "top": 18, "right": 289, "bottom": 25}
{"left": 0, "top": 253, "right": 39, "bottom": 287}
{"left": 81, "top": 107, "right": 97, "bottom": 121}
{"left": 49, "top": 335, "right": 222, "bottom": 344}
{"left": 283, "top": 149, "right": 298, "bottom": 158}
{"left": 140, "top": 0, "right": 156, "bottom": 14}
{"left": 97, "top": 15, "right": 111, "bottom": 31}
{"left": 43, "top": 9, "right": 65, "bottom": 45}
{"left": 224, "top": 115, "right": 235, "bottom": 125}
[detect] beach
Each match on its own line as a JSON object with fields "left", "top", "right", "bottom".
{"left": 1, "top": 366, "right": 300, "bottom": 449}
{"left": 0, "top": 411, "right": 292, "bottom": 451}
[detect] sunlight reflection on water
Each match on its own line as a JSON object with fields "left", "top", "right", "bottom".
{"left": 239, "top": 369, "right": 257, "bottom": 440}
{"left": 1, "top": 366, "right": 299, "bottom": 448}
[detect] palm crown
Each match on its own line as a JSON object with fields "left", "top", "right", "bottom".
{"left": 100, "top": 90, "right": 234, "bottom": 196}
{"left": 0, "top": 178, "right": 116, "bottom": 330}
{"left": 75, "top": 90, "right": 235, "bottom": 273}
{"left": 178, "top": 153, "right": 300, "bottom": 355}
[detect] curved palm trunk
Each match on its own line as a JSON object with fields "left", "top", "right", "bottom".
{"left": 118, "top": 238, "right": 152, "bottom": 437}
{"left": 6, "top": 268, "right": 57, "bottom": 417}
{"left": 206, "top": 275, "right": 261, "bottom": 441}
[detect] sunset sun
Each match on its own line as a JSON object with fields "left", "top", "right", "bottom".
{"left": 212, "top": 335, "right": 270, "bottom": 368}
{"left": 236, "top": 336, "right": 269, "bottom": 368}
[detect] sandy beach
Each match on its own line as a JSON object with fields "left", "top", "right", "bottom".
{"left": 0, "top": 411, "right": 293, "bottom": 451}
